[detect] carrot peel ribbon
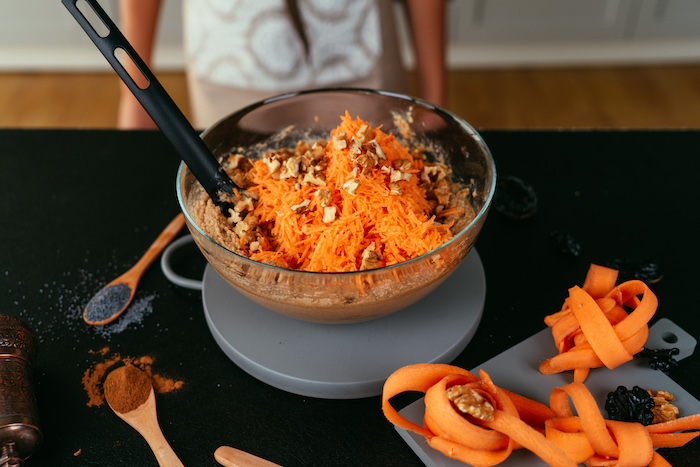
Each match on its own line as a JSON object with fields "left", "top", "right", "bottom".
{"left": 540, "top": 264, "right": 658, "bottom": 381}
{"left": 547, "top": 381, "right": 700, "bottom": 466}
{"left": 383, "top": 363, "right": 700, "bottom": 467}
{"left": 382, "top": 364, "right": 576, "bottom": 467}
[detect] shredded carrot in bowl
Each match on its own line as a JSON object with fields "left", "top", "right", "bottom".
{"left": 200, "top": 112, "right": 473, "bottom": 273}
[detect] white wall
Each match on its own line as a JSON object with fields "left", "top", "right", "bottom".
{"left": 0, "top": 0, "right": 183, "bottom": 70}
{"left": 2, "top": 0, "right": 700, "bottom": 71}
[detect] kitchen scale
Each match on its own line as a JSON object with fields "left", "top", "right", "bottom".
{"left": 162, "top": 236, "right": 486, "bottom": 399}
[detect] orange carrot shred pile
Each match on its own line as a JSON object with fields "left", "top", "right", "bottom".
{"left": 540, "top": 263, "right": 658, "bottom": 382}
{"left": 382, "top": 363, "right": 700, "bottom": 467}
{"left": 245, "top": 112, "right": 453, "bottom": 272}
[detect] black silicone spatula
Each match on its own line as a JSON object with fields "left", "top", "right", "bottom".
{"left": 62, "top": 0, "right": 240, "bottom": 213}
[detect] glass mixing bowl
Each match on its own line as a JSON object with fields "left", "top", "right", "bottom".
{"left": 177, "top": 89, "right": 496, "bottom": 323}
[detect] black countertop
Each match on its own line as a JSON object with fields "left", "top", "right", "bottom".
{"left": 1, "top": 129, "right": 698, "bottom": 466}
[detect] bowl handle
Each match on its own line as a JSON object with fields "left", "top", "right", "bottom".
{"left": 160, "top": 235, "right": 203, "bottom": 290}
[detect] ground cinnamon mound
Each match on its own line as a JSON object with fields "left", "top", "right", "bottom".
{"left": 82, "top": 348, "right": 183, "bottom": 407}
{"left": 104, "top": 364, "right": 151, "bottom": 414}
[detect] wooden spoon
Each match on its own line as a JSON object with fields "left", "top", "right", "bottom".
{"left": 104, "top": 365, "right": 184, "bottom": 467}
{"left": 83, "top": 213, "right": 186, "bottom": 325}
{"left": 215, "top": 445, "right": 282, "bottom": 467}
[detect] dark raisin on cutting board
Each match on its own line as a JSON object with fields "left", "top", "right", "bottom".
{"left": 605, "top": 385, "right": 655, "bottom": 425}
{"left": 639, "top": 347, "right": 680, "bottom": 374}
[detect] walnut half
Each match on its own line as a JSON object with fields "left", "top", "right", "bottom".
{"left": 648, "top": 389, "right": 679, "bottom": 424}
{"left": 446, "top": 385, "right": 495, "bottom": 421}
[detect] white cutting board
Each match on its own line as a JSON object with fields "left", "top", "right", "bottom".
{"left": 396, "top": 318, "right": 698, "bottom": 467}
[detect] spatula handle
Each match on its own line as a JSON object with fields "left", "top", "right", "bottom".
{"left": 61, "top": 0, "right": 237, "bottom": 210}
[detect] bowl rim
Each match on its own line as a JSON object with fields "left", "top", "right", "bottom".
{"left": 176, "top": 87, "right": 497, "bottom": 276}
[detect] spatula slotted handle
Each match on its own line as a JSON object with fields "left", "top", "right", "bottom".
{"left": 61, "top": 0, "right": 237, "bottom": 210}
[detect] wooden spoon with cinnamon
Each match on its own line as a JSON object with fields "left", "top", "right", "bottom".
{"left": 104, "top": 365, "right": 184, "bottom": 467}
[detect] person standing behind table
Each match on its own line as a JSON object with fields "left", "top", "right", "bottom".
{"left": 117, "top": 0, "right": 446, "bottom": 130}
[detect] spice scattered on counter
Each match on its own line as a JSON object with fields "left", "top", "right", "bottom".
{"left": 94, "top": 346, "right": 110, "bottom": 356}
{"left": 82, "top": 349, "right": 183, "bottom": 407}
{"left": 93, "top": 293, "right": 158, "bottom": 339}
{"left": 104, "top": 364, "right": 152, "bottom": 414}
{"left": 7, "top": 255, "right": 159, "bottom": 343}
{"left": 83, "top": 353, "right": 121, "bottom": 407}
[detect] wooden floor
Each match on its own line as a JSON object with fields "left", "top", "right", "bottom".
{"left": 2, "top": 64, "right": 700, "bottom": 129}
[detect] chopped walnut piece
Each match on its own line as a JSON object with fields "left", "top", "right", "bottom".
{"left": 226, "top": 208, "right": 244, "bottom": 224}
{"left": 301, "top": 149, "right": 326, "bottom": 174}
{"left": 302, "top": 171, "right": 326, "bottom": 186}
{"left": 420, "top": 164, "right": 449, "bottom": 185}
{"left": 234, "top": 197, "right": 254, "bottom": 213}
{"left": 322, "top": 206, "right": 337, "bottom": 223}
{"left": 233, "top": 215, "right": 258, "bottom": 244}
{"left": 359, "top": 242, "right": 382, "bottom": 270}
{"left": 223, "top": 153, "right": 246, "bottom": 170}
{"left": 226, "top": 196, "right": 255, "bottom": 224}
{"left": 367, "top": 139, "right": 386, "bottom": 161}
{"left": 262, "top": 153, "right": 282, "bottom": 178}
{"left": 290, "top": 199, "right": 310, "bottom": 214}
{"left": 311, "top": 140, "right": 327, "bottom": 158}
{"left": 349, "top": 136, "right": 364, "bottom": 156}
{"left": 295, "top": 140, "right": 311, "bottom": 156}
{"left": 342, "top": 178, "right": 361, "bottom": 196}
{"left": 393, "top": 159, "right": 412, "bottom": 171}
{"left": 390, "top": 168, "right": 412, "bottom": 183}
{"left": 648, "top": 389, "right": 679, "bottom": 424}
{"left": 222, "top": 153, "right": 254, "bottom": 188}
{"left": 446, "top": 385, "right": 495, "bottom": 421}
{"left": 356, "top": 152, "right": 379, "bottom": 175}
{"left": 356, "top": 124, "right": 375, "bottom": 142}
{"left": 420, "top": 163, "right": 454, "bottom": 208}
{"left": 332, "top": 131, "right": 348, "bottom": 150}
{"left": 388, "top": 182, "right": 402, "bottom": 196}
{"left": 315, "top": 188, "right": 331, "bottom": 207}
{"left": 433, "top": 183, "right": 452, "bottom": 206}
{"left": 280, "top": 155, "right": 301, "bottom": 180}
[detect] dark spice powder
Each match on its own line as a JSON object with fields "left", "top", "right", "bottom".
{"left": 104, "top": 364, "right": 152, "bottom": 414}
{"left": 84, "top": 282, "right": 132, "bottom": 323}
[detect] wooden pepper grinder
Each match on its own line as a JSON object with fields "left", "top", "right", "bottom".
{"left": 0, "top": 316, "right": 42, "bottom": 466}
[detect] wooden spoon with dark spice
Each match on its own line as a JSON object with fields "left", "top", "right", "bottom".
{"left": 83, "top": 214, "right": 185, "bottom": 326}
